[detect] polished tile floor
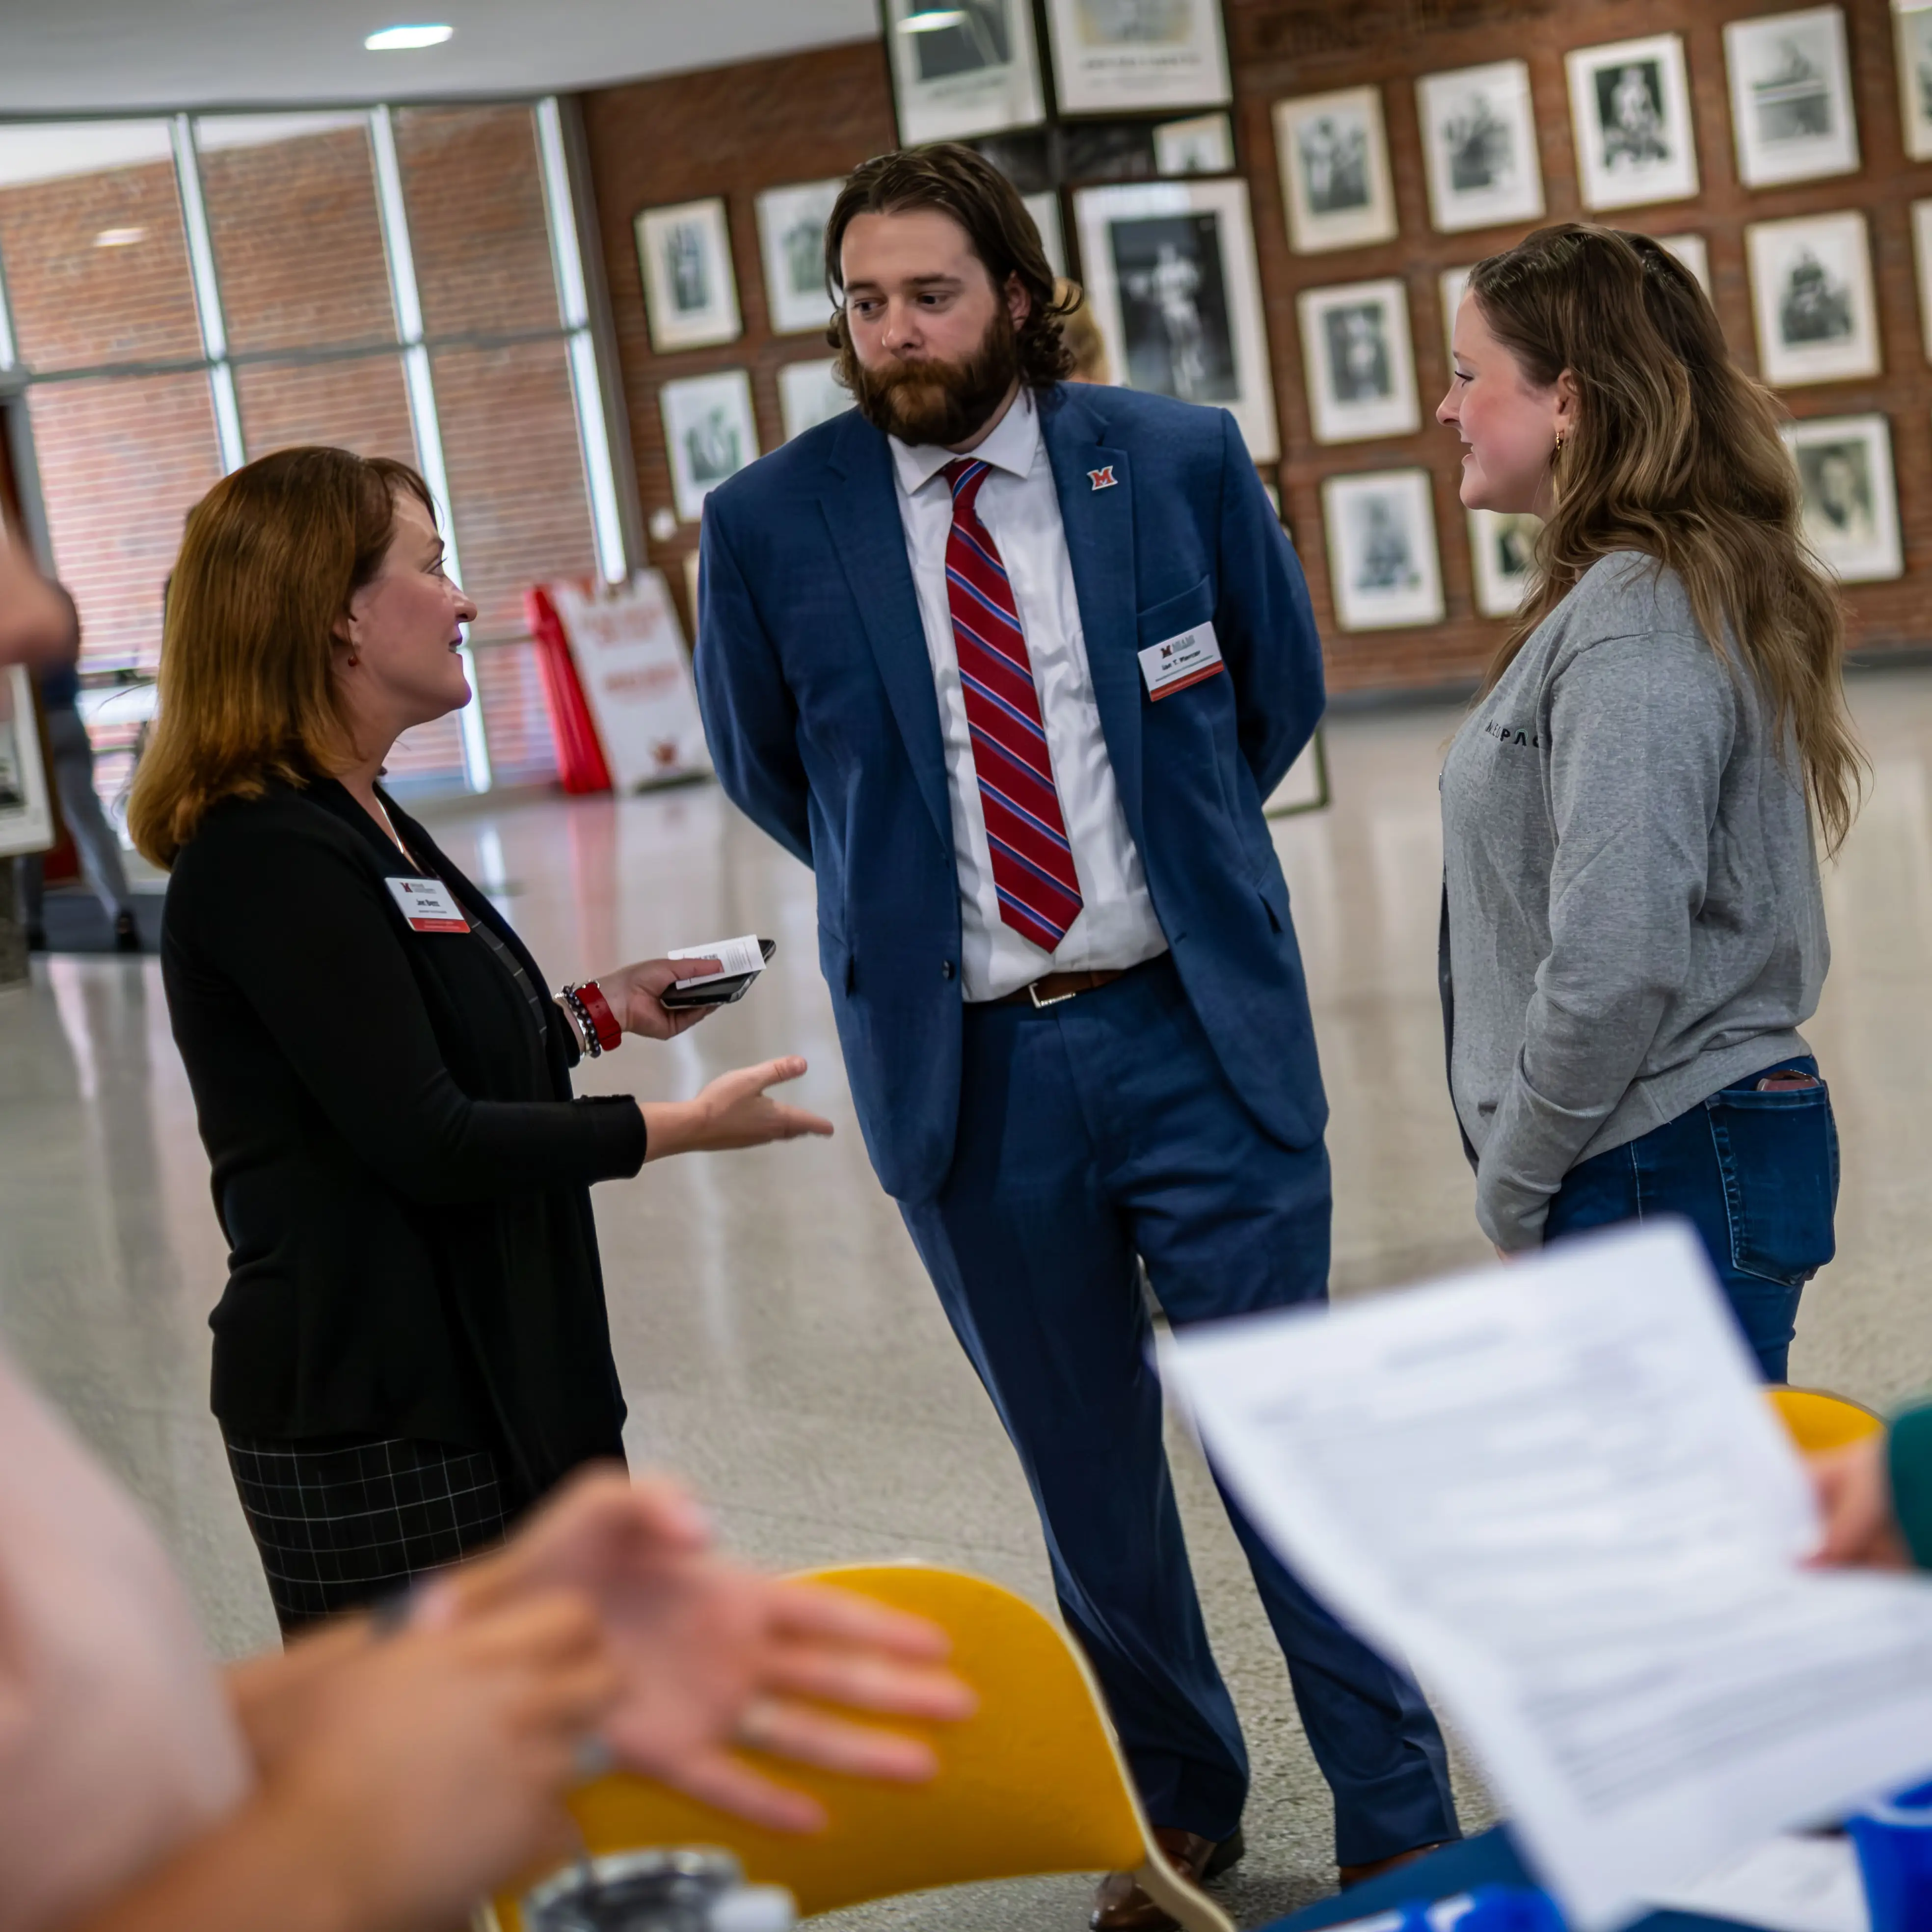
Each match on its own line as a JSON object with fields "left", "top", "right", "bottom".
{"left": 3, "top": 671, "right": 1930, "bottom": 1929}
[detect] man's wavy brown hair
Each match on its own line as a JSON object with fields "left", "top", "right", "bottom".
{"left": 1469, "top": 222, "right": 1864, "bottom": 854}
{"left": 823, "top": 143, "right": 1075, "bottom": 391}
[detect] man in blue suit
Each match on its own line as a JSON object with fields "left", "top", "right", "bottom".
{"left": 696, "top": 145, "right": 1456, "bottom": 1928}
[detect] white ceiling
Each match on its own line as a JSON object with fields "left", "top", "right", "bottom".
{"left": 0, "top": 0, "right": 881, "bottom": 116}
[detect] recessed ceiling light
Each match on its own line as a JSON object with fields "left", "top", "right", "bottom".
{"left": 93, "top": 226, "right": 147, "bottom": 248}
{"left": 899, "top": 9, "right": 966, "bottom": 29}
{"left": 364, "top": 23, "right": 454, "bottom": 50}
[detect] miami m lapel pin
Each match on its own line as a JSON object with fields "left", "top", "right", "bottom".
{"left": 1088, "top": 465, "right": 1118, "bottom": 491}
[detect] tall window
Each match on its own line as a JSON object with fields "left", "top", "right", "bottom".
{"left": 0, "top": 100, "right": 624, "bottom": 799}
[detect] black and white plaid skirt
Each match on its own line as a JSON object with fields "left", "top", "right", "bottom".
{"left": 224, "top": 1433, "right": 508, "bottom": 1634}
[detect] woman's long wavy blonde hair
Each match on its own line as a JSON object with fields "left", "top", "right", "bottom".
{"left": 1468, "top": 223, "right": 1865, "bottom": 854}
{"left": 128, "top": 447, "right": 432, "bottom": 869}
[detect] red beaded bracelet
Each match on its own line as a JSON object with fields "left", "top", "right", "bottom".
{"left": 573, "top": 978, "right": 623, "bottom": 1054}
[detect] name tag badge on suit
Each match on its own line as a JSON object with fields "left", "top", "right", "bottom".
{"left": 385, "top": 875, "right": 468, "bottom": 934}
{"left": 1138, "top": 620, "right": 1225, "bottom": 700}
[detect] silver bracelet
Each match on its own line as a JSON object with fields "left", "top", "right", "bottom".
{"left": 553, "top": 991, "right": 591, "bottom": 1057}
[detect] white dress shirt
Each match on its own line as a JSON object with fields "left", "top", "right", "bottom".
{"left": 889, "top": 390, "right": 1168, "bottom": 1002}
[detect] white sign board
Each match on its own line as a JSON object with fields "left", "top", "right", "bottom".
{"left": 546, "top": 573, "right": 712, "bottom": 793}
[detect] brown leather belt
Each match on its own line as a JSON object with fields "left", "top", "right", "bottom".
{"left": 994, "top": 967, "right": 1129, "bottom": 1009}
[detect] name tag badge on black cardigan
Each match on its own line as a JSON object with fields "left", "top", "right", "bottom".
{"left": 385, "top": 876, "right": 468, "bottom": 934}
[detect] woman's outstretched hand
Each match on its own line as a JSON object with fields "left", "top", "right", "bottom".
{"left": 596, "top": 957, "right": 724, "bottom": 1041}
{"left": 643, "top": 1056, "right": 834, "bottom": 1159}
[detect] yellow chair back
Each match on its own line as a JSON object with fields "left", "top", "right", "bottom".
{"left": 1768, "top": 1385, "right": 1884, "bottom": 1453}
{"left": 486, "top": 1562, "right": 1234, "bottom": 1931}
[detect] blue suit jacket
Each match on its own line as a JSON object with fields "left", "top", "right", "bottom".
{"left": 695, "top": 382, "right": 1328, "bottom": 1202}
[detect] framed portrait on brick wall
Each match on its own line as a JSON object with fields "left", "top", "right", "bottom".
{"left": 1274, "top": 86, "right": 1397, "bottom": 255}
{"left": 884, "top": 0, "right": 1045, "bottom": 143}
{"left": 1896, "top": 4, "right": 1932, "bottom": 160}
{"left": 1073, "top": 177, "right": 1278, "bottom": 460}
{"left": 1322, "top": 470, "right": 1445, "bottom": 631}
{"left": 1656, "top": 233, "right": 1713, "bottom": 296}
{"left": 1298, "top": 279, "right": 1419, "bottom": 444}
{"left": 1782, "top": 414, "right": 1902, "bottom": 580}
{"left": 0, "top": 666, "right": 54, "bottom": 861}
{"left": 1416, "top": 61, "right": 1544, "bottom": 235}
{"left": 1045, "top": 0, "right": 1232, "bottom": 115}
{"left": 778, "top": 358, "right": 850, "bottom": 442}
{"left": 1912, "top": 199, "right": 1932, "bottom": 362}
{"left": 1567, "top": 34, "right": 1700, "bottom": 211}
{"left": 635, "top": 198, "right": 740, "bottom": 353}
{"left": 1746, "top": 211, "right": 1879, "bottom": 385}
{"left": 1022, "top": 191, "right": 1067, "bottom": 275}
{"left": 1725, "top": 7, "right": 1859, "bottom": 188}
{"left": 1468, "top": 510, "right": 1542, "bottom": 618}
{"left": 660, "top": 369, "right": 759, "bottom": 523}
{"left": 756, "top": 179, "right": 840, "bottom": 337}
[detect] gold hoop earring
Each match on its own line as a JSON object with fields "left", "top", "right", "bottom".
{"left": 1553, "top": 431, "right": 1566, "bottom": 456}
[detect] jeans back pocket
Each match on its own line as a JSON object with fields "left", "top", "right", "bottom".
{"left": 1703, "top": 1084, "right": 1839, "bottom": 1286}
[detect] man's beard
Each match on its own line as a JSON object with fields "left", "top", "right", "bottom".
{"left": 846, "top": 307, "right": 1022, "bottom": 447}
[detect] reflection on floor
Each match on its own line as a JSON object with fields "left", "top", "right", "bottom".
{"left": 2, "top": 670, "right": 1929, "bottom": 1930}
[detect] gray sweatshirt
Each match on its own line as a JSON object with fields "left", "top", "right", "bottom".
{"left": 1439, "top": 552, "right": 1827, "bottom": 1250}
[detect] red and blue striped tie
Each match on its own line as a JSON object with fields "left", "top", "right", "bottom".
{"left": 941, "top": 457, "right": 1083, "bottom": 952}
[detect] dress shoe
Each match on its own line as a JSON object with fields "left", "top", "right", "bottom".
{"left": 1339, "top": 1842, "right": 1453, "bottom": 1889}
{"left": 113, "top": 910, "right": 142, "bottom": 953}
{"left": 1092, "top": 1825, "right": 1245, "bottom": 1931}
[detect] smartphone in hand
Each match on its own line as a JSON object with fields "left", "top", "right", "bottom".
{"left": 660, "top": 937, "right": 778, "bottom": 1009}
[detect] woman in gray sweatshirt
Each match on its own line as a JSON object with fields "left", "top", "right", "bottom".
{"left": 1435, "top": 224, "right": 1864, "bottom": 1381}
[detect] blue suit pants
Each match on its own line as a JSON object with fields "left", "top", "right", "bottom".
{"left": 898, "top": 954, "right": 1459, "bottom": 1862}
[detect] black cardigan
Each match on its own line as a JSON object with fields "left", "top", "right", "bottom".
{"left": 161, "top": 777, "right": 647, "bottom": 1511}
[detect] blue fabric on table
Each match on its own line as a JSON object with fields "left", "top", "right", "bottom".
{"left": 1258, "top": 1825, "right": 1767, "bottom": 1932}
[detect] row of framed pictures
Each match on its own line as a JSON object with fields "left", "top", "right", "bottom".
{"left": 1277, "top": 5, "right": 1885, "bottom": 256}
{"left": 1321, "top": 411, "right": 1910, "bottom": 635}
{"left": 883, "top": 0, "right": 1231, "bottom": 146}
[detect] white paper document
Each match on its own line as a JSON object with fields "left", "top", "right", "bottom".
{"left": 1162, "top": 1224, "right": 1932, "bottom": 1932}
{"left": 1648, "top": 1835, "right": 1868, "bottom": 1932}
{"left": 668, "top": 934, "right": 766, "bottom": 988}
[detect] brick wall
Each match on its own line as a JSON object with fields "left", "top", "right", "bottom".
{"left": 2, "top": 107, "right": 594, "bottom": 788}
{"left": 580, "top": 5, "right": 1932, "bottom": 691}
{"left": 580, "top": 44, "right": 898, "bottom": 639}
{"left": 200, "top": 127, "right": 395, "bottom": 351}
{"left": 1231, "top": 0, "right": 1932, "bottom": 688}
{"left": 0, "top": 154, "right": 202, "bottom": 372}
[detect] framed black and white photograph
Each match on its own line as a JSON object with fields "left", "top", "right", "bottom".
{"left": 884, "top": 0, "right": 1046, "bottom": 145}
{"left": 1415, "top": 61, "right": 1544, "bottom": 235}
{"left": 1440, "top": 265, "right": 1472, "bottom": 359}
{"left": 1023, "top": 191, "right": 1067, "bottom": 276}
{"left": 1298, "top": 279, "right": 1419, "bottom": 445}
{"left": 1274, "top": 86, "right": 1397, "bottom": 256}
{"left": 1725, "top": 7, "right": 1859, "bottom": 188}
{"left": 1782, "top": 414, "right": 1902, "bottom": 580}
{"left": 1656, "top": 232, "right": 1713, "bottom": 296}
{"left": 1566, "top": 34, "right": 1700, "bottom": 211}
{"left": 1073, "top": 177, "right": 1278, "bottom": 460}
{"left": 1044, "top": 0, "right": 1232, "bottom": 116}
{"left": 659, "top": 370, "right": 759, "bottom": 523}
{"left": 635, "top": 198, "right": 740, "bottom": 353}
{"left": 1154, "top": 112, "right": 1235, "bottom": 176}
{"left": 1913, "top": 199, "right": 1932, "bottom": 363}
{"left": 1321, "top": 470, "right": 1445, "bottom": 631}
{"left": 778, "top": 358, "right": 850, "bottom": 443}
{"left": 1746, "top": 211, "right": 1879, "bottom": 386}
{"left": 1896, "top": 4, "right": 1932, "bottom": 161}
{"left": 0, "top": 665, "right": 54, "bottom": 861}
{"left": 1467, "top": 510, "right": 1542, "bottom": 618}
{"left": 755, "top": 179, "right": 840, "bottom": 337}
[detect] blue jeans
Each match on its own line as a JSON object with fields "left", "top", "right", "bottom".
{"left": 1544, "top": 1056, "right": 1839, "bottom": 1382}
